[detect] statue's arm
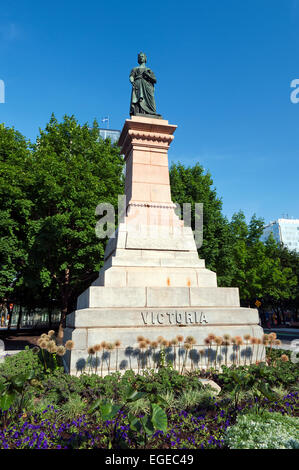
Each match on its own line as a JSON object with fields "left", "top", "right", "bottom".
{"left": 144, "top": 69, "right": 156, "bottom": 84}
{"left": 129, "top": 68, "right": 135, "bottom": 85}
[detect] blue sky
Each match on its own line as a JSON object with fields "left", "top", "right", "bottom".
{"left": 1, "top": 0, "right": 298, "bottom": 224}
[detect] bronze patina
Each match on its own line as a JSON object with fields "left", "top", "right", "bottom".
{"left": 129, "top": 52, "right": 161, "bottom": 118}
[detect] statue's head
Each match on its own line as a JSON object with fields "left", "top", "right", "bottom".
{"left": 138, "top": 52, "right": 147, "bottom": 65}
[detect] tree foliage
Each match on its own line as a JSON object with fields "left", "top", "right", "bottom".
{"left": 0, "top": 115, "right": 124, "bottom": 328}
{"left": 170, "top": 162, "right": 298, "bottom": 316}
{"left": 0, "top": 124, "right": 298, "bottom": 329}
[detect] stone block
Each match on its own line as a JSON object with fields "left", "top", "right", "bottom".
{"left": 66, "top": 306, "right": 260, "bottom": 328}
{"left": 147, "top": 287, "right": 190, "bottom": 307}
{"left": 150, "top": 184, "right": 172, "bottom": 203}
{"left": 126, "top": 267, "right": 198, "bottom": 287}
{"left": 133, "top": 163, "right": 170, "bottom": 185}
{"left": 190, "top": 287, "right": 240, "bottom": 307}
{"left": 196, "top": 269, "right": 217, "bottom": 287}
{"left": 64, "top": 327, "right": 87, "bottom": 350}
{"left": 77, "top": 286, "right": 146, "bottom": 309}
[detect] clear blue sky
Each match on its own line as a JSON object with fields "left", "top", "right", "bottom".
{"left": 1, "top": 0, "right": 299, "bottom": 224}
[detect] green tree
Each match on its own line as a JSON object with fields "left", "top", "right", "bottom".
{"left": 261, "top": 235, "right": 297, "bottom": 322}
{"left": 22, "top": 114, "right": 124, "bottom": 335}
{"left": 169, "top": 162, "right": 234, "bottom": 286}
{"left": 0, "top": 124, "right": 32, "bottom": 305}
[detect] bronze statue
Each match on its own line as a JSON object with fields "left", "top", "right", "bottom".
{"left": 129, "top": 52, "right": 161, "bottom": 117}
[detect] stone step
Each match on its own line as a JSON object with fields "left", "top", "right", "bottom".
{"left": 77, "top": 286, "right": 240, "bottom": 310}
{"left": 67, "top": 306, "right": 259, "bottom": 328}
{"left": 92, "top": 266, "right": 216, "bottom": 288}
{"left": 64, "top": 322, "right": 264, "bottom": 375}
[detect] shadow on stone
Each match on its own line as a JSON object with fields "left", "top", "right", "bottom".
{"left": 76, "top": 358, "right": 86, "bottom": 372}
{"left": 120, "top": 360, "right": 128, "bottom": 370}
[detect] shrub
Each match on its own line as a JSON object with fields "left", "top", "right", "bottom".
{"left": 0, "top": 347, "right": 43, "bottom": 380}
{"left": 225, "top": 411, "right": 299, "bottom": 449}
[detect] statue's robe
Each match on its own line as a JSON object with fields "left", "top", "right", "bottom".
{"left": 129, "top": 66, "right": 157, "bottom": 116}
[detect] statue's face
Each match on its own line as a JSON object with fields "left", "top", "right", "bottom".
{"left": 138, "top": 53, "right": 146, "bottom": 65}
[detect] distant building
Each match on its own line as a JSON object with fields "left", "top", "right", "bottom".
{"left": 99, "top": 128, "right": 120, "bottom": 144}
{"left": 261, "top": 218, "right": 299, "bottom": 252}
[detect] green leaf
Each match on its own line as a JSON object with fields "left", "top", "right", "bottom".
{"left": 100, "top": 401, "right": 121, "bottom": 421}
{"left": 257, "top": 383, "right": 279, "bottom": 401}
{"left": 126, "top": 390, "right": 145, "bottom": 402}
{"left": 0, "top": 392, "right": 16, "bottom": 411}
{"left": 127, "top": 413, "right": 142, "bottom": 433}
{"left": 141, "top": 415, "right": 155, "bottom": 436}
{"left": 88, "top": 398, "right": 102, "bottom": 414}
{"left": 151, "top": 403, "right": 168, "bottom": 433}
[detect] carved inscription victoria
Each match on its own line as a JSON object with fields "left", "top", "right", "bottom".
{"left": 141, "top": 310, "right": 208, "bottom": 325}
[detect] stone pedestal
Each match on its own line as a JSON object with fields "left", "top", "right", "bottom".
{"left": 64, "top": 116, "right": 264, "bottom": 374}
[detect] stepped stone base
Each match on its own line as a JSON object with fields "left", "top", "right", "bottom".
{"left": 64, "top": 306, "right": 264, "bottom": 374}
{"left": 64, "top": 116, "right": 264, "bottom": 374}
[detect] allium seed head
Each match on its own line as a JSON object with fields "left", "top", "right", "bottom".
{"left": 47, "top": 344, "right": 58, "bottom": 354}
{"left": 94, "top": 344, "right": 101, "bottom": 352}
{"left": 65, "top": 340, "right": 75, "bottom": 350}
{"left": 176, "top": 335, "right": 184, "bottom": 343}
{"left": 185, "top": 336, "right": 196, "bottom": 345}
{"left": 56, "top": 346, "right": 66, "bottom": 356}
{"left": 88, "top": 346, "right": 95, "bottom": 355}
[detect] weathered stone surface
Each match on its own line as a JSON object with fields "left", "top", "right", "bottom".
{"left": 77, "top": 286, "right": 147, "bottom": 309}
{"left": 66, "top": 307, "right": 259, "bottom": 328}
{"left": 66, "top": 115, "right": 265, "bottom": 375}
{"left": 190, "top": 287, "right": 240, "bottom": 307}
{"left": 65, "top": 323, "right": 265, "bottom": 375}
{"left": 147, "top": 287, "right": 190, "bottom": 307}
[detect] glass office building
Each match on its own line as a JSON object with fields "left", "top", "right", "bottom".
{"left": 99, "top": 128, "right": 120, "bottom": 144}
{"left": 261, "top": 218, "right": 299, "bottom": 252}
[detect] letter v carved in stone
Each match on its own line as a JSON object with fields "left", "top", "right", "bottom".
{"left": 141, "top": 312, "right": 148, "bottom": 324}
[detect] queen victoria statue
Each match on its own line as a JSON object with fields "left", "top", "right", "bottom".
{"left": 129, "top": 52, "right": 161, "bottom": 118}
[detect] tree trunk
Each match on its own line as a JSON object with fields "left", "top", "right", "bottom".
{"left": 57, "top": 305, "right": 67, "bottom": 345}
{"left": 57, "top": 268, "right": 70, "bottom": 345}
{"left": 7, "top": 302, "right": 12, "bottom": 330}
{"left": 17, "top": 305, "right": 23, "bottom": 331}
{"left": 48, "top": 304, "right": 52, "bottom": 330}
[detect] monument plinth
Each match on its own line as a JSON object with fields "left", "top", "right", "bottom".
{"left": 64, "top": 115, "right": 264, "bottom": 374}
